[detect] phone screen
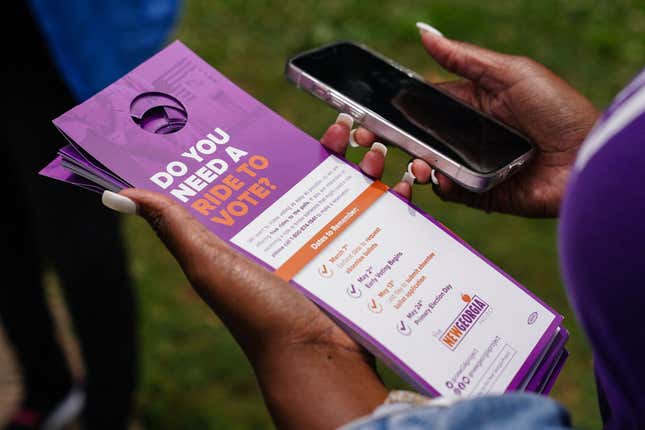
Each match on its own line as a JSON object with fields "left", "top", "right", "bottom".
{"left": 292, "top": 42, "right": 533, "bottom": 174}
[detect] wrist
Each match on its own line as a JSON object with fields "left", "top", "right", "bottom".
{"left": 252, "top": 342, "right": 387, "bottom": 430}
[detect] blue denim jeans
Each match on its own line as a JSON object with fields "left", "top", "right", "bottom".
{"left": 341, "top": 393, "right": 573, "bottom": 430}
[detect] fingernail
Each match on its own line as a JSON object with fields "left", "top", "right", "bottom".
{"left": 335, "top": 112, "right": 354, "bottom": 129}
{"left": 401, "top": 171, "right": 415, "bottom": 186}
{"left": 370, "top": 142, "right": 388, "bottom": 157}
{"left": 348, "top": 129, "right": 360, "bottom": 148}
{"left": 431, "top": 169, "right": 439, "bottom": 185}
{"left": 416, "top": 22, "right": 443, "bottom": 37}
{"left": 407, "top": 162, "right": 415, "bottom": 176}
{"left": 102, "top": 190, "right": 137, "bottom": 214}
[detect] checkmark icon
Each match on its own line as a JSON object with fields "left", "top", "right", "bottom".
{"left": 397, "top": 320, "right": 412, "bottom": 336}
{"left": 346, "top": 284, "right": 361, "bottom": 298}
{"left": 318, "top": 264, "right": 333, "bottom": 278}
{"left": 368, "top": 299, "right": 383, "bottom": 314}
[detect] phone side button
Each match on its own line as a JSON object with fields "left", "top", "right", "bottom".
{"left": 348, "top": 106, "right": 366, "bottom": 122}
{"left": 329, "top": 96, "right": 345, "bottom": 109}
{"left": 508, "top": 160, "right": 525, "bottom": 174}
{"left": 313, "top": 85, "right": 328, "bottom": 99}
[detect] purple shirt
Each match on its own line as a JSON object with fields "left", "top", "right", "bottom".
{"left": 559, "top": 68, "right": 645, "bottom": 429}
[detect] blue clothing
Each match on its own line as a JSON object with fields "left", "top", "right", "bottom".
{"left": 342, "top": 393, "right": 571, "bottom": 430}
{"left": 27, "top": 0, "right": 181, "bottom": 101}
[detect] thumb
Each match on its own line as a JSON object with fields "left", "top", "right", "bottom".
{"left": 418, "top": 26, "right": 521, "bottom": 92}
{"left": 106, "top": 188, "right": 231, "bottom": 274}
{"left": 103, "top": 189, "right": 319, "bottom": 358}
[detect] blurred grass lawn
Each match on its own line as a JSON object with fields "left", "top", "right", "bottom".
{"left": 126, "top": 1, "right": 645, "bottom": 428}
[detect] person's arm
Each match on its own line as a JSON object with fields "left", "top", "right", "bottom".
{"left": 255, "top": 341, "right": 388, "bottom": 429}
{"left": 114, "top": 121, "right": 388, "bottom": 430}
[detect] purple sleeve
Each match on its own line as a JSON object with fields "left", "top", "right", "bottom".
{"left": 559, "top": 69, "right": 645, "bottom": 430}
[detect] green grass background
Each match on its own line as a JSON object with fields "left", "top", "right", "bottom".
{"left": 125, "top": 1, "right": 645, "bottom": 428}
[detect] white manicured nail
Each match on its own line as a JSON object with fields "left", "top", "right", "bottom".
{"left": 401, "top": 171, "right": 415, "bottom": 186}
{"left": 407, "top": 162, "right": 415, "bottom": 176}
{"left": 102, "top": 190, "right": 137, "bottom": 214}
{"left": 370, "top": 142, "right": 388, "bottom": 157}
{"left": 348, "top": 129, "right": 360, "bottom": 148}
{"left": 431, "top": 169, "right": 439, "bottom": 185}
{"left": 416, "top": 22, "right": 443, "bottom": 37}
{"left": 335, "top": 113, "right": 354, "bottom": 129}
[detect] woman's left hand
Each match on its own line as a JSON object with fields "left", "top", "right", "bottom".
{"left": 117, "top": 118, "right": 391, "bottom": 430}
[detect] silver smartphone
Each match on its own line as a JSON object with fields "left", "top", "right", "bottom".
{"left": 285, "top": 41, "right": 535, "bottom": 192}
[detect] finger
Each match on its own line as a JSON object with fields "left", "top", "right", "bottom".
{"left": 432, "top": 171, "right": 468, "bottom": 203}
{"left": 358, "top": 142, "right": 387, "bottom": 178}
{"left": 433, "top": 170, "right": 461, "bottom": 199}
{"left": 350, "top": 127, "right": 377, "bottom": 148}
{"left": 392, "top": 170, "right": 414, "bottom": 201}
{"left": 431, "top": 171, "right": 491, "bottom": 211}
{"left": 419, "top": 30, "right": 518, "bottom": 92}
{"left": 434, "top": 80, "right": 478, "bottom": 107}
{"left": 114, "top": 188, "right": 265, "bottom": 299}
{"left": 321, "top": 114, "right": 353, "bottom": 154}
{"left": 434, "top": 80, "right": 521, "bottom": 129}
{"left": 114, "top": 189, "right": 315, "bottom": 351}
{"left": 408, "top": 159, "right": 432, "bottom": 184}
{"left": 391, "top": 182, "right": 412, "bottom": 200}
{"left": 116, "top": 189, "right": 229, "bottom": 271}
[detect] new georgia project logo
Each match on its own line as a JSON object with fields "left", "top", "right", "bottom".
{"left": 440, "top": 294, "right": 489, "bottom": 350}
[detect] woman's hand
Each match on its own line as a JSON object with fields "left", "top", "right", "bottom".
{"left": 342, "top": 29, "right": 600, "bottom": 217}
{"left": 114, "top": 119, "right": 390, "bottom": 430}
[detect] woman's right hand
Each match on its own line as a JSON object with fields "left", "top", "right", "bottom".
{"left": 332, "top": 26, "right": 600, "bottom": 218}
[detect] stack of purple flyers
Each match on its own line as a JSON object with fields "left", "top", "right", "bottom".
{"left": 520, "top": 327, "right": 569, "bottom": 395}
{"left": 41, "top": 41, "right": 568, "bottom": 399}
